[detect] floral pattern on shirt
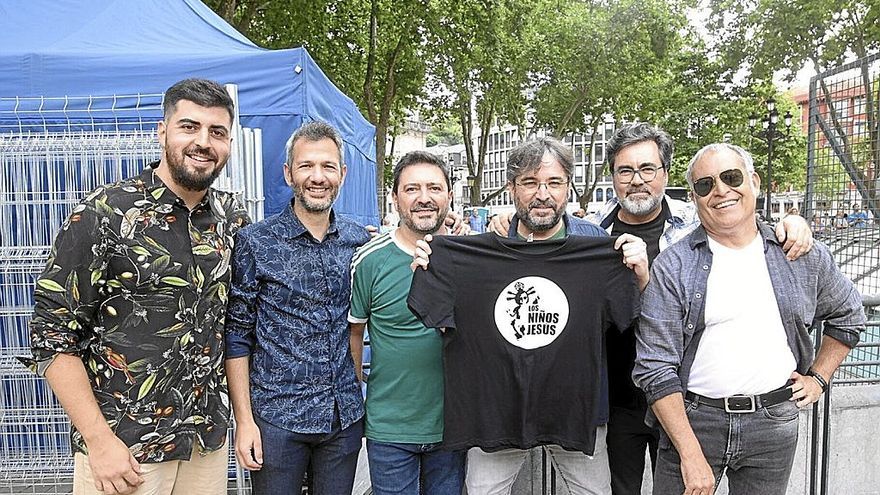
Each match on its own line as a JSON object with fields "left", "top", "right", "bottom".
{"left": 23, "top": 164, "right": 250, "bottom": 462}
{"left": 225, "top": 203, "right": 369, "bottom": 434}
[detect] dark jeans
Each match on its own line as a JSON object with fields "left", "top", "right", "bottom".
{"left": 654, "top": 396, "right": 799, "bottom": 495}
{"left": 366, "top": 440, "right": 465, "bottom": 495}
{"left": 606, "top": 406, "right": 659, "bottom": 495}
{"left": 251, "top": 415, "right": 364, "bottom": 495}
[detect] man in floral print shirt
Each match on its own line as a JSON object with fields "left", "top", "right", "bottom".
{"left": 24, "top": 78, "right": 249, "bottom": 495}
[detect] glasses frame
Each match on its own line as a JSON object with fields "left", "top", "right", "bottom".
{"left": 614, "top": 164, "right": 664, "bottom": 184}
{"left": 513, "top": 178, "right": 571, "bottom": 193}
{"left": 692, "top": 168, "right": 746, "bottom": 197}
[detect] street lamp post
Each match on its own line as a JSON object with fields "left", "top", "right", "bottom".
{"left": 749, "top": 98, "right": 793, "bottom": 220}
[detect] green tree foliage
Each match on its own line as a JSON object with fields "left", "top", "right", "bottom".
{"left": 707, "top": 0, "right": 879, "bottom": 215}
{"left": 423, "top": 0, "right": 534, "bottom": 206}
{"left": 207, "top": 0, "right": 430, "bottom": 213}
{"left": 524, "top": 0, "right": 690, "bottom": 206}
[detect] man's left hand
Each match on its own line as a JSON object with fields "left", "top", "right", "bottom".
{"left": 776, "top": 215, "right": 814, "bottom": 261}
{"left": 614, "top": 234, "right": 649, "bottom": 291}
{"left": 445, "top": 211, "right": 471, "bottom": 235}
{"left": 789, "top": 370, "right": 824, "bottom": 408}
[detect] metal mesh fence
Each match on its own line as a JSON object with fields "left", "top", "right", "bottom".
{"left": 805, "top": 54, "right": 880, "bottom": 383}
{"left": 0, "top": 88, "right": 261, "bottom": 494}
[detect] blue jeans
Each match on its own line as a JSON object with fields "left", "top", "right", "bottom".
{"left": 653, "top": 396, "right": 799, "bottom": 495}
{"left": 367, "top": 439, "right": 465, "bottom": 495}
{"left": 251, "top": 416, "right": 363, "bottom": 495}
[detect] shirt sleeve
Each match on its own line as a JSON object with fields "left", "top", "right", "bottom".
{"left": 348, "top": 245, "right": 372, "bottom": 324}
{"left": 814, "top": 243, "right": 865, "bottom": 347}
{"left": 407, "top": 237, "right": 457, "bottom": 329}
{"left": 224, "top": 230, "right": 259, "bottom": 359}
{"left": 26, "top": 196, "right": 106, "bottom": 375}
{"left": 632, "top": 254, "right": 688, "bottom": 404}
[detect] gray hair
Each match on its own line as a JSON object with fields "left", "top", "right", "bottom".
{"left": 163, "top": 78, "right": 235, "bottom": 123}
{"left": 606, "top": 122, "right": 674, "bottom": 171}
{"left": 686, "top": 143, "right": 755, "bottom": 187}
{"left": 285, "top": 121, "right": 345, "bottom": 168}
{"left": 506, "top": 137, "right": 574, "bottom": 183}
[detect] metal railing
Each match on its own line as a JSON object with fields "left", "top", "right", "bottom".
{"left": 808, "top": 296, "right": 880, "bottom": 495}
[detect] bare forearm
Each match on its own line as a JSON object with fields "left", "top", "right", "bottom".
{"left": 812, "top": 336, "right": 853, "bottom": 382}
{"left": 225, "top": 356, "right": 255, "bottom": 424}
{"left": 45, "top": 353, "right": 114, "bottom": 445}
{"left": 652, "top": 393, "right": 703, "bottom": 459}
{"left": 349, "top": 323, "right": 365, "bottom": 382}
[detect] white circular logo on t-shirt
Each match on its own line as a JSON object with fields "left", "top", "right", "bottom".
{"left": 493, "top": 276, "right": 569, "bottom": 349}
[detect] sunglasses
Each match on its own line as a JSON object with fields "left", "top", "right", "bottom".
{"left": 692, "top": 168, "right": 745, "bottom": 197}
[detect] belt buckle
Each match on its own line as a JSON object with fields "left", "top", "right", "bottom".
{"left": 723, "top": 395, "right": 756, "bottom": 413}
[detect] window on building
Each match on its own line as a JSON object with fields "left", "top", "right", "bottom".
{"left": 832, "top": 99, "right": 849, "bottom": 119}
{"left": 853, "top": 96, "right": 865, "bottom": 118}
{"left": 604, "top": 123, "right": 614, "bottom": 141}
{"left": 593, "top": 144, "right": 605, "bottom": 163}
{"left": 606, "top": 187, "right": 614, "bottom": 199}
{"left": 596, "top": 188, "right": 604, "bottom": 202}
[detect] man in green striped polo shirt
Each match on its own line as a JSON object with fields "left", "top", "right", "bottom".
{"left": 348, "top": 151, "right": 465, "bottom": 494}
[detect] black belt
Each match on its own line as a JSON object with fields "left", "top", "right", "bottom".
{"left": 685, "top": 386, "right": 793, "bottom": 414}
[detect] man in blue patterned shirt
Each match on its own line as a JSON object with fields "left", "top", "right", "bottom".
{"left": 225, "top": 121, "right": 369, "bottom": 494}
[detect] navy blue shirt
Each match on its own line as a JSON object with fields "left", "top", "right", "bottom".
{"left": 226, "top": 202, "right": 369, "bottom": 433}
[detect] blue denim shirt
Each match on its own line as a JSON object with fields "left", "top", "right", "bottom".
{"left": 634, "top": 222, "right": 865, "bottom": 406}
{"left": 226, "top": 202, "right": 369, "bottom": 433}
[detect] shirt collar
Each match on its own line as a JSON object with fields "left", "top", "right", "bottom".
{"left": 274, "top": 198, "right": 340, "bottom": 240}
{"left": 689, "top": 220, "right": 780, "bottom": 250}
{"left": 507, "top": 213, "right": 571, "bottom": 239}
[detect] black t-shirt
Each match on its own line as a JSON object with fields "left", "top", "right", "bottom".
{"left": 608, "top": 211, "right": 666, "bottom": 410}
{"left": 408, "top": 233, "right": 639, "bottom": 455}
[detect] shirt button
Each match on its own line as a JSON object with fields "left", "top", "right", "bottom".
{"left": 695, "top": 293, "right": 702, "bottom": 299}
{"left": 687, "top": 323, "right": 694, "bottom": 329}
{"left": 702, "top": 265, "right": 709, "bottom": 270}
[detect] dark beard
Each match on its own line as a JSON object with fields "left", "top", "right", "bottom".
{"left": 166, "top": 146, "right": 224, "bottom": 192}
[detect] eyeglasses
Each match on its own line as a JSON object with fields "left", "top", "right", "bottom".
{"left": 614, "top": 165, "right": 663, "bottom": 184}
{"left": 514, "top": 178, "right": 570, "bottom": 192}
{"left": 692, "top": 168, "right": 745, "bottom": 197}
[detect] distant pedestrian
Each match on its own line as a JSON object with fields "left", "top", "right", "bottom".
{"left": 468, "top": 209, "right": 486, "bottom": 233}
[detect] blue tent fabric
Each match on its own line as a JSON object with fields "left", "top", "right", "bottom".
{"left": 0, "top": 0, "right": 378, "bottom": 225}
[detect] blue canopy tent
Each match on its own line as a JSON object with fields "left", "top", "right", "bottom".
{"left": 0, "top": 0, "right": 378, "bottom": 225}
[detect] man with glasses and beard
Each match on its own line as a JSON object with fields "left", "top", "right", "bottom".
{"left": 348, "top": 151, "right": 465, "bottom": 494}
{"left": 26, "top": 78, "right": 249, "bottom": 495}
{"left": 634, "top": 144, "right": 864, "bottom": 495}
{"left": 225, "top": 121, "right": 369, "bottom": 494}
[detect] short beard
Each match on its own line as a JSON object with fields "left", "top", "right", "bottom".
{"left": 401, "top": 204, "right": 448, "bottom": 235}
{"left": 165, "top": 145, "right": 224, "bottom": 192}
{"left": 515, "top": 198, "right": 564, "bottom": 233}
{"left": 293, "top": 183, "right": 339, "bottom": 213}
{"left": 620, "top": 190, "right": 663, "bottom": 217}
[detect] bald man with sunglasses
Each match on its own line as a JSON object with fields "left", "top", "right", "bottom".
{"left": 633, "top": 143, "right": 865, "bottom": 495}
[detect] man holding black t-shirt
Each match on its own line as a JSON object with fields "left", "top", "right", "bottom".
{"left": 411, "top": 137, "right": 648, "bottom": 495}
